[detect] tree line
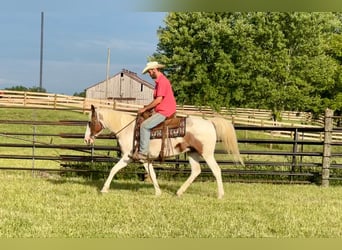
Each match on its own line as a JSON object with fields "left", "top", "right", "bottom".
{"left": 151, "top": 12, "right": 342, "bottom": 118}
{"left": 3, "top": 85, "right": 85, "bottom": 97}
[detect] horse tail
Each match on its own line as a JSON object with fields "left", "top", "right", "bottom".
{"left": 209, "top": 117, "right": 244, "bottom": 165}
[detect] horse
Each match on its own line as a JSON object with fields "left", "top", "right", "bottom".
{"left": 84, "top": 105, "right": 243, "bottom": 199}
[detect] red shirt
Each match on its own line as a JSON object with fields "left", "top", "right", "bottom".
{"left": 154, "top": 73, "right": 177, "bottom": 117}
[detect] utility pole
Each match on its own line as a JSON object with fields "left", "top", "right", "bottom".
{"left": 39, "top": 11, "right": 44, "bottom": 92}
{"left": 105, "top": 48, "right": 110, "bottom": 99}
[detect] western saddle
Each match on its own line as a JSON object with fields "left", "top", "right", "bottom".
{"left": 132, "top": 110, "right": 186, "bottom": 161}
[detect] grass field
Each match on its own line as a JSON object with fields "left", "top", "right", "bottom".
{"left": 1, "top": 171, "right": 342, "bottom": 238}
{"left": 0, "top": 108, "right": 87, "bottom": 169}
{"left": 1, "top": 108, "right": 342, "bottom": 238}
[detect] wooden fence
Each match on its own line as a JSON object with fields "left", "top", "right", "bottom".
{"left": 0, "top": 89, "right": 320, "bottom": 122}
{"left": 1, "top": 89, "right": 339, "bottom": 141}
{"left": 0, "top": 108, "right": 341, "bottom": 185}
{"left": 0, "top": 90, "right": 341, "bottom": 184}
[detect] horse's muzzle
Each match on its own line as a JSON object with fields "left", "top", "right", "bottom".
{"left": 84, "top": 136, "right": 94, "bottom": 145}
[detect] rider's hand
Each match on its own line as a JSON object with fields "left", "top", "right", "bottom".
{"left": 138, "top": 107, "right": 146, "bottom": 114}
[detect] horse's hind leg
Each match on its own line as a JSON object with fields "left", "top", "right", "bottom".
{"left": 176, "top": 152, "right": 201, "bottom": 197}
{"left": 143, "top": 162, "right": 161, "bottom": 196}
{"left": 101, "top": 157, "right": 128, "bottom": 193}
{"left": 203, "top": 154, "right": 224, "bottom": 199}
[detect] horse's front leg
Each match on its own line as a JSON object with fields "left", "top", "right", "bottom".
{"left": 143, "top": 162, "right": 161, "bottom": 196}
{"left": 101, "top": 155, "right": 130, "bottom": 193}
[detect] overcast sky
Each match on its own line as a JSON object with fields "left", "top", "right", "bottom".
{"left": 0, "top": 0, "right": 166, "bottom": 94}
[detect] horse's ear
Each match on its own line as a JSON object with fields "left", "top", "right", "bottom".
{"left": 91, "top": 105, "right": 97, "bottom": 120}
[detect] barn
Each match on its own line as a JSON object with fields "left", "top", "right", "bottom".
{"left": 85, "top": 69, "right": 154, "bottom": 105}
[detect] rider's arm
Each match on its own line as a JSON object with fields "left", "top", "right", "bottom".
{"left": 138, "top": 96, "right": 163, "bottom": 114}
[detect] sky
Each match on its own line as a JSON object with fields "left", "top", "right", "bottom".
{"left": 0, "top": 0, "right": 166, "bottom": 95}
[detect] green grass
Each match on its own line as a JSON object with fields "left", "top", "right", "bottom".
{"left": 1, "top": 171, "right": 342, "bottom": 238}
{"left": 1, "top": 108, "right": 342, "bottom": 238}
{"left": 0, "top": 108, "right": 89, "bottom": 169}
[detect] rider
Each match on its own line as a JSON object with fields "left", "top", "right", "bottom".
{"left": 133, "top": 61, "right": 177, "bottom": 160}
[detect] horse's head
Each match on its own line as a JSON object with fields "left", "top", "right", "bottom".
{"left": 84, "top": 105, "right": 104, "bottom": 145}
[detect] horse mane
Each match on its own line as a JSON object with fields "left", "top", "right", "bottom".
{"left": 97, "top": 108, "right": 136, "bottom": 132}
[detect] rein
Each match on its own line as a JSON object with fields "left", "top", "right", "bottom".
{"left": 107, "top": 116, "right": 137, "bottom": 137}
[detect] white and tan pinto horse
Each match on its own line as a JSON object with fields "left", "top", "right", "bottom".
{"left": 84, "top": 105, "right": 243, "bottom": 199}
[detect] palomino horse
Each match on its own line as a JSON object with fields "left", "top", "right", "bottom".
{"left": 84, "top": 105, "right": 243, "bottom": 199}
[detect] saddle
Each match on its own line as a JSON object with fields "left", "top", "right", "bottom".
{"left": 133, "top": 110, "right": 186, "bottom": 161}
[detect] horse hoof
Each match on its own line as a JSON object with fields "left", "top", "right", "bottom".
{"left": 100, "top": 188, "right": 109, "bottom": 193}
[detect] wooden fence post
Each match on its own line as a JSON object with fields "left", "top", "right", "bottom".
{"left": 82, "top": 99, "right": 87, "bottom": 114}
{"left": 53, "top": 94, "right": 57, "bottom": 110}
{"left": 322, "top": 108, "right": 333, "bottom": 187}
{"left": 24, "top": 92, "right": 27, "bottom": 106}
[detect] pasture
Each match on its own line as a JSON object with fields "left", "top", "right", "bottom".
{"left": 1, "top": 107, "right": 340, "bottom": 184}
{"left": 1, "top": 170, "right": 342, "bottom": 238}
{"left": 1, "top": 107, "right": 342, "bottom": 238}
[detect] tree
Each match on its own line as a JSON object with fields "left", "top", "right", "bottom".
{"left": 152, "top": 12, "right": 342, "bottom": 115}
{"left": 73, "top": 90, "right": 86, "bottom": 97}
{"left": 5, "top": 85, "right": 46, "bottom": 92}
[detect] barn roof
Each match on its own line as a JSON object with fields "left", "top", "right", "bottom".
{"left": 85, "top": 69, "right": 154, "bottom": 90}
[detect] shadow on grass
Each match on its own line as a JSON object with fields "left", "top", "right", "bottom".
{"left": 46, "top": 175, "right": 181, "bottom": 196}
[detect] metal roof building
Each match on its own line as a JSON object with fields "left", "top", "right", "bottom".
{"left": 85, "top": 69, "right": 154, "bottom": 105}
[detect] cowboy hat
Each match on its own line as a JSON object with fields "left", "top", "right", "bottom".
{"left": 142, "top": 61, "right": 165, "bottom": 74}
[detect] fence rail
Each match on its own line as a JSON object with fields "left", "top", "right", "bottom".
{"left": 0, "top": 89, "right": 323, "bottom": 122}
{"left": 0, "top": 91, "right": 341, "bottom": 184}
{"left": 0, "top": 111, "right": 341, "bottom": 185}
{"left": 1, "top": 90, "right": 340, "bottom": 142}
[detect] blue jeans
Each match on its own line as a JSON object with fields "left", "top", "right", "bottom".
{"left": 139, "top": 112, "right": 166, "bottom": 155}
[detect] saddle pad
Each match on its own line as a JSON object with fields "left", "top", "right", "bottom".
{"left": 150, "top": 117, "right": 186, "bottom": 139}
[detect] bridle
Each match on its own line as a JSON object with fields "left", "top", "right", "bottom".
{"left": 88, "top": 120, "right": 104, "bottom": 139}
{"left": 88, "top": 113, "right": 137, "bottom": 140}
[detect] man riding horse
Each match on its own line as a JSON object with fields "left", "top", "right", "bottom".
{"left": 132, "top": 61, "right": 177, "bottom": 161}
